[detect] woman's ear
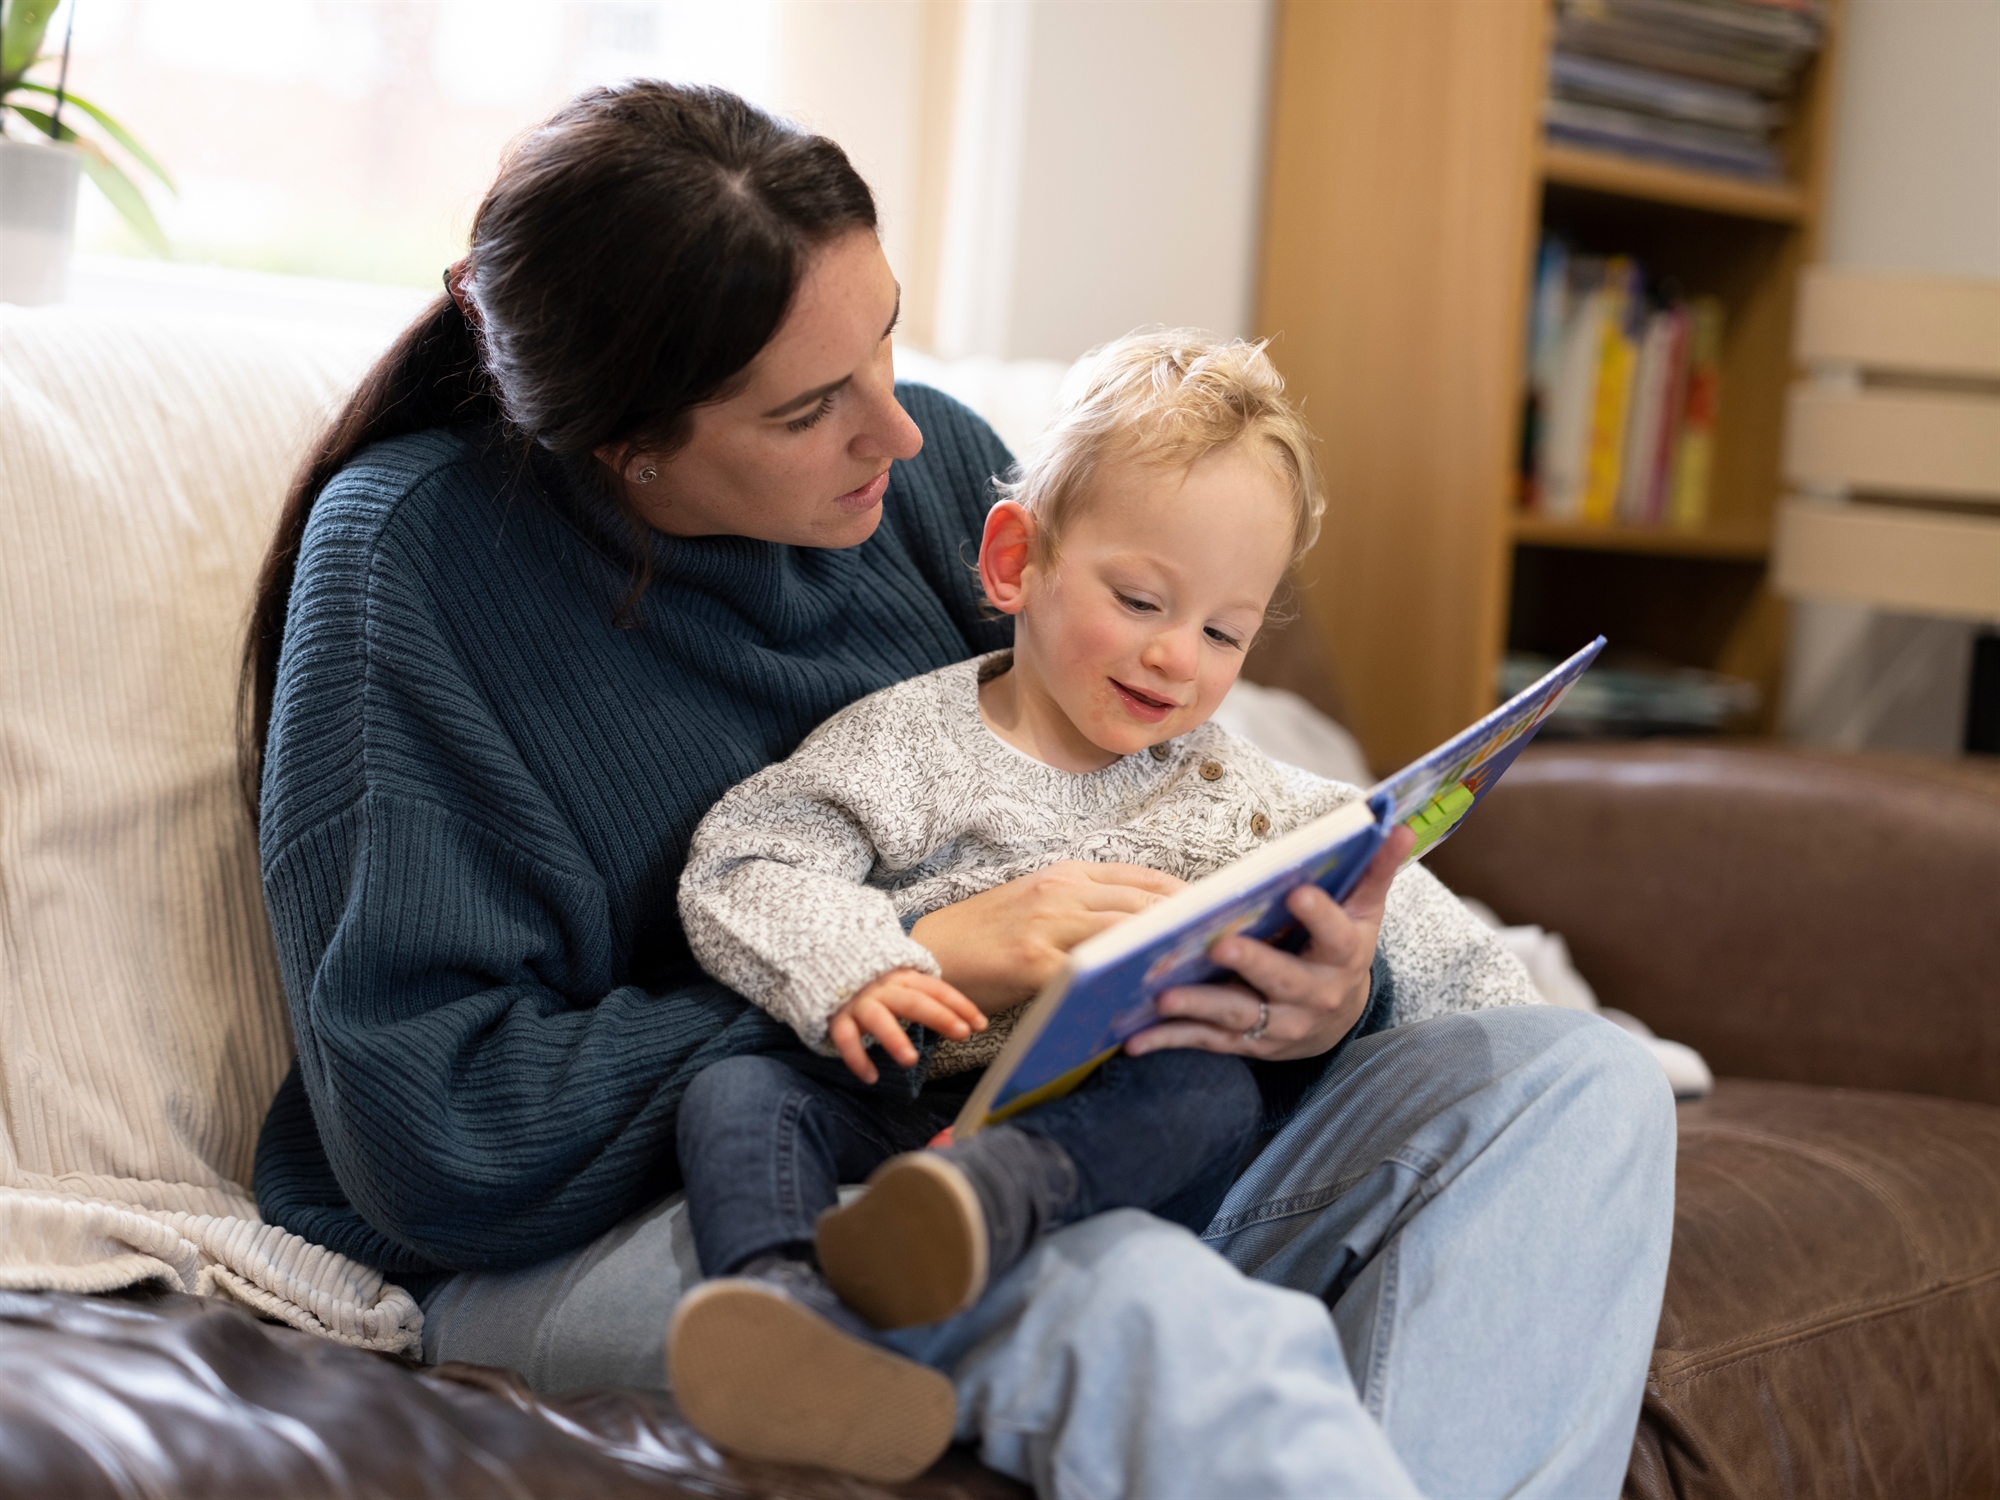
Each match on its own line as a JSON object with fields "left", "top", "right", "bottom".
{"left": 591, "top": 442, "right": 661, "bottom": 490}
{"left": 978, "top": 501, "right": 1039, "bottom": 616}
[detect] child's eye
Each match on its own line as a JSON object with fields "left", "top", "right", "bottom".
{"left": 1114, "top": 592, "right": 1159, "bottom": 614}
{"left": 1205, "top": 626, "right": 1245, "bottom": 650}
{"left": 786, "top": 392, "right": 838, "bottom": 433}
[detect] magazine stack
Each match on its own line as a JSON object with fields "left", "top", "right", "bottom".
{"left": 1545, "top": 0, "right": 1827, "bottom": 181}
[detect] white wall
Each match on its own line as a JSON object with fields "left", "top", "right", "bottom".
{"left": 773, "top": 1, "right": 935, "bottom": 326}
{"left": 1820, "top": 0, "right": 2000, "bottom": 277}
{"left": 1781, "top": 0, "right": 2000, "bottom": 752}
{"left": 931, "top": 0, "right": 1273, "bottom": 361}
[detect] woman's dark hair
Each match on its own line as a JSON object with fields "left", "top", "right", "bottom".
{"left": 238, "top": 81, "right": 877, "bottom": 813}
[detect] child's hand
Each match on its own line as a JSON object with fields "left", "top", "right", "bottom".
{"left": 829, "top": 970, "right": 987, "bottom": 1084}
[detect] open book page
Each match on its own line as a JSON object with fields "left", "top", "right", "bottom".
{"left": 954, "top": 637, "right": 1607, "bottom": 1135}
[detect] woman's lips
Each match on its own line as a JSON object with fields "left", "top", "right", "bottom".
{"left": 1111, "top": 679, "right": 1175, "bottom": 723}
{"left": 834, "top": 470, "right": 891, "bottom": 513}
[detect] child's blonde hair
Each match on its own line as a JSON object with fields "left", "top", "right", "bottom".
{"left": 996, "top": 328, "right": 1324, "bottom": 565}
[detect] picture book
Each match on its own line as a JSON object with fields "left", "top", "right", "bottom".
{"left": 952, "top": 636, "right": 1608, "bottom": 1137}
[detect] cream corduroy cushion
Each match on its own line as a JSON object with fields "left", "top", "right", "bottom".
{"left": 0, "top": 305, "right": 420, "bottom": 1350}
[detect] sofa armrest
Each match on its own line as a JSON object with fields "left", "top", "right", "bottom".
{"left": 1427, "top": 744, "right": 2000, "bottom": 1107}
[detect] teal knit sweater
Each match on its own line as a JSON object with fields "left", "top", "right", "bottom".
{"left": 254, "top": 384, "right": 1013, "bottom": 1280}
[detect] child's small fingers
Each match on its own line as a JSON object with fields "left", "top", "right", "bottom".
{"left": 830, "top": 1016, "right": 878, "bottom": 1083}
{"left": 901, "top": 996, "right": 973, "bottom": 1039}
{"left": 939, "top": 989, "right": 988, "bottom": 1029}
{"left": 862, "top": 1007, "right": 919, "bottom": 1065}
{"left": 910, "top": 976, "right": 987, "bottom": 1030}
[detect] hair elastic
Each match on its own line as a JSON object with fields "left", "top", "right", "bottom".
{"left": 443, "top": 258, "right": 483, "bottom": 330}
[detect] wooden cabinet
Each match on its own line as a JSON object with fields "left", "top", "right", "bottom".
{"left": 1254, "top": 0, "right": 1840, "bottom": 770}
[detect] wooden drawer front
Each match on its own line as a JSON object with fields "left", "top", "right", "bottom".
{"left": 1784, "top": 387, "right": 2000, "bottom": 500}
{"left": 1773, "top": 498, "right": 2000, "bottom": 619}
{"left": 1797, "top": 268, "right": 2000, "bottom": 378}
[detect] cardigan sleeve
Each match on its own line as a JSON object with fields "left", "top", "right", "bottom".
{"left": 679, "top": 742, "right": 944, "bottom": 1054}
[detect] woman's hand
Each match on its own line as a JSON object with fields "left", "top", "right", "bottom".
{"left": 1125, "top": 825, "right": 1417, "bottom": 1063}
{"left": 829, "top": 970, "right": 987, "bottom": 1084}
{"left": 910, "top": 861, "right": 1187, "bottom": 1014}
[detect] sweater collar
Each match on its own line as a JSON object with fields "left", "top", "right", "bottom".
{"left": 523, "top": 441, "right": 867, "bottom": 645}
{"left": 649, "top": 530, "right": 864, "bottom": 644}
{"left": 946, "top": 651, "right": 1184, "bottom": 812}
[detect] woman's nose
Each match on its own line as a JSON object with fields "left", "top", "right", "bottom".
{"left": 852, "top": 378, "right": 924, "bottom": 463}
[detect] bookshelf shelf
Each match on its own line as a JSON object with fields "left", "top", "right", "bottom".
{"left": 1256, "top": 0, "right": 1840, "bottom": 767}
{"left": 1539, "top": 144, "right": 1808, "bottom": 223}
{"left": 1510, "top": 516, "right": 1772, "bottom": 559}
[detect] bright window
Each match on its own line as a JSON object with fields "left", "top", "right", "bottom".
{"left": 55, "top": 1, "right": 881, "bottom": 288}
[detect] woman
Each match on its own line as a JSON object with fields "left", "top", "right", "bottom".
{"left": 246, "top": 81, "right": 1673, "bottom": 1498}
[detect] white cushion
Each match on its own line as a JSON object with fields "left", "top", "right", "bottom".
{"left": 0, "top": 305, "right": 419, "bottom": 1347}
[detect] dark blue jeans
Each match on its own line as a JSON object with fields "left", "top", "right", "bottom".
{"left": 677, "top": 1046, "right": 1263, "bottom": 1278}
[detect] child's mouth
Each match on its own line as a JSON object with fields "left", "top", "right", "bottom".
{"left": 1111, "top": 679, "right": 1175, "bottom": 722}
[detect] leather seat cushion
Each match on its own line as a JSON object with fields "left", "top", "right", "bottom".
{"left": 1627, "top": 1079, "right": 2000, "bottom": 1499}
{"left": 0, "top": 1286, "right": 1026, "bottom": 1500}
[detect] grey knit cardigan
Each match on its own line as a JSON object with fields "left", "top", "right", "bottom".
{"left": 679, "top": 652, "right": 1535, "bottom": 1073}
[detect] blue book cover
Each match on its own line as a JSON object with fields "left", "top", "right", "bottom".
{"left": 953, "top": 637, "right": 1607, "bottom": 1135}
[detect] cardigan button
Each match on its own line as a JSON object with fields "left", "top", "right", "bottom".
{"left": 1251, "top": 811, "right": 1271, "bottom": 836}
{"left": 1199, "top": 759, "right": 1224, "bottom": 781}
{"left": 1149, "top": 744, "right": 1170, "bottom": 762}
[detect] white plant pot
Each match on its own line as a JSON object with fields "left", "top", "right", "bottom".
{"left": 0, "top": 137, "right": 83, "bottom": 306}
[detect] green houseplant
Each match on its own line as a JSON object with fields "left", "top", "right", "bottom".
{"left": 1, "top": 0, "right": 172, "bottom": 253}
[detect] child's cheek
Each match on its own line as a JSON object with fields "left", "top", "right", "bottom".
{"left": 1072, "top": 603, "right": 1136, "bottom": 678}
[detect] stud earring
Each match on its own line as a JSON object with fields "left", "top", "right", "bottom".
{"left": 637, "top": 466, "right": 658, "bottom": 484}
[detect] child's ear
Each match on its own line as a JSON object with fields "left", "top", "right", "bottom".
{"left": 978, "top": 501, "right": 1039, "bottom": 616}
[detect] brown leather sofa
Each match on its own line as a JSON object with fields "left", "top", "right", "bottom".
{"left": 3, "top": 742, "right": 1996, "bottom": 1499}
{"left": 1432, "top": 742, "right": 2000, "bottom": 1500}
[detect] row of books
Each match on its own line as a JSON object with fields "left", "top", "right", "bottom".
{"left": 1522, "top": 239, "right": 1723, "bottom": 529}
{"left": 1547, "top": 0, "right": 1826, "bottom": 181}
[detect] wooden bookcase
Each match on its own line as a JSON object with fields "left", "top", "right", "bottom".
{"left": 1253, "top": 0, "right": 1841, "bottom": 771}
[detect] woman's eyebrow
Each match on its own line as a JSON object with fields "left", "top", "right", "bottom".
{"left": 759, "top": 289, "right": 902, "bottom": 420}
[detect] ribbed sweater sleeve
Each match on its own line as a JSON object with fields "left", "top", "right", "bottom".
{"left": 254, "top": 387, "right": 1015, "bottom": 1276}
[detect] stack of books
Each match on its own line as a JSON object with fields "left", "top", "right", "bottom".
{"left": 1546, "top": 0, "right": 1827, "bottom": 180}
{"left": 1501, "top": 652, "right": 1759, "bottom": 736}
{"left": 1521, "top": 238, "right": 1723, "bottom": 529}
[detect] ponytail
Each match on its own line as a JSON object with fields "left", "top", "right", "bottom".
{"left": 237, "top": 295, "right": 494, "bottom": 811}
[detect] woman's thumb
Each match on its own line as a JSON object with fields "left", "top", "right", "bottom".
{"left": 1343, "top": 824, "right": 1416, "bottom": 922}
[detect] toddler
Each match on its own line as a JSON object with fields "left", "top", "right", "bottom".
{"left": 670, "top": 331, "right": 1378, "bottom": 1477}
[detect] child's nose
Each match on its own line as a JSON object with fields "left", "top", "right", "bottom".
{"left": 1141, "top": 628, "right": 1199, "bottom": 683}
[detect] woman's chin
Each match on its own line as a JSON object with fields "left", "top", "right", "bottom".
{"left": 815, "top": 505, "right": 886, "bottom": 549}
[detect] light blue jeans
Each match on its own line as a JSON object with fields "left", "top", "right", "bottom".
{"left": 421, "top": 1007, "right": 1677, "bottom": 1499}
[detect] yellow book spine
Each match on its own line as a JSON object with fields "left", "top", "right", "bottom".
{"left": 1580, "top": 264, "right": 1637, "bottom": 524}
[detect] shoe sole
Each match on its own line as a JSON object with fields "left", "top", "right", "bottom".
{"left": 816, "top": 1152, "right": 989, "bottom": 1330}
{"left": 666, "top": 1279, "right": 956, "bottom": 1482}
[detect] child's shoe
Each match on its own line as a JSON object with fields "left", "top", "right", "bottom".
{"left": 666, "top": 1256, "right": 956, "bottom": 1482}
{"left": 816, "top": 1126, "right": 1080, "bottom": 1330}
{"left": 816, "top": 1152, "right": 990, "bottom": 1329}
